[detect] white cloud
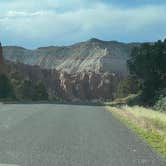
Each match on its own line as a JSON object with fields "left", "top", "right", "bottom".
{"left": 0, "top": 0, "right": 166, "bottom": 47}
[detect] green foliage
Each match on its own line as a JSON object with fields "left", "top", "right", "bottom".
{"left": 34, "top": 81, "right": 48, "bottom": 100}
{"left": 115, "top": 76, "right": 141, "bottom": 98}
{"left": 105, "top": 94, "right": 141, "bottom": 107}
{"left": 19, "top": 79, "right": 36, "bottom": 100}
{"left": 10, "top": 74, "right": 48, "bottom": 101}
{"left": 0, "top": 74, "right": 14, "bottom": 99}
{"left": 154, "top": 97, "right": 166, "bottom": 112}
{"left": 17, "top": 79, "right": 49, "bottom": 101}
{"left": 128, "top": 39, "right": 166, "bottom": 105}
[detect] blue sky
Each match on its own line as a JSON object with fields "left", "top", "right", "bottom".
{"left": 0, "top": 0, "right": 166, "bottom": 48}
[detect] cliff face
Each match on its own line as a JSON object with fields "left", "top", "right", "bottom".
{"left": 58, "top": 71, "right": 123, "bottom": 100}
{"left": 2, "top": 39, "right": 140, "bottom": 101}
{"left": 8, "top": 63, "right": 124, "bottom": 101}
{"left": 3, "top": 39, "right": 140, "bottom": 75}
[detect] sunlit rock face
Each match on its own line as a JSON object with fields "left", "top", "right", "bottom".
{"left": 3, "top": 39, "right": 140, "bottom": 75}
{"left": 3, "top": 39, "right": 140, "bottom": 101}
{"left": 8, "top": 64, "right": 124, "bottom": 101}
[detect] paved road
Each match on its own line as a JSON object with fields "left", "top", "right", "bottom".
{"left": 0, "top": 104, "right": 165, "bottom": 166}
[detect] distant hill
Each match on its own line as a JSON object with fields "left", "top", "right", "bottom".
{"left": 1, "top": 39, "right": 142, "bottom": 101}
{"left": 3, "top": 38, "right": 140, "bottom": 75}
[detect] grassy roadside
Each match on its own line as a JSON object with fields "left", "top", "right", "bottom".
{"left": 106, "top": 106, "right": 166, "bottom": 159}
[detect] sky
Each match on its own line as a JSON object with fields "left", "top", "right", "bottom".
{"left": 0, "top": 0, "right": 166, "bottom": 48}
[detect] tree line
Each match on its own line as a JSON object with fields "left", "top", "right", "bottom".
{"left": 116, "top": 39, "right": 166, "bottom": 111}
{"left": 0, "top": 73, "right": 48, "bottom": 101}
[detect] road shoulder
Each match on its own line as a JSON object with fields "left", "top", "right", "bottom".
{"left": 105, "top": 106, "right": 166, "bottom": 160}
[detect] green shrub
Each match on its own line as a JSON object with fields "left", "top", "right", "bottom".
{"left": 0, "top": 74, "right": 15, "bottom": 99}
{"left": 154, "top": 97, "right": 166, "bottom": 112}
{"left": 115, "top": 76, "right": 141, "bottom": 99}
{"left": 34, "top": 81, "right": 48, "bottom": 100}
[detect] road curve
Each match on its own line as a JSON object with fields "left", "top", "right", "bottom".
{"left": 0, "top": 104, "right": 165, "bottom": 166}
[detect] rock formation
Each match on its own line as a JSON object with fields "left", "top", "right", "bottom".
{"left": 3, "top": 39, "right": 140, "bottom": 75}
{"left": 8, "top": 63, "right": 124, "bottom": 101}
{"left": 3, "top": 39, "right": 140, "bottom": 101}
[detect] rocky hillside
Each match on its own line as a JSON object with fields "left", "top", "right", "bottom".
{"left": 7, "top": 62, "right": 123, "bottom": 101}
{"left": 2, "top": 39, "right": 140, "bottom": 101}
{"left": 3, "top": 38, "right": 140, "bottom": 75}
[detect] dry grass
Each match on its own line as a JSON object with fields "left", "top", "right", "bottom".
{"left": 120, "top": 106, "right": 166, "bottom": 133}
{"left": 106, "top": 105, "right": 166, "bottom": 159}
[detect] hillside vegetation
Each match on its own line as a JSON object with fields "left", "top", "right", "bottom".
{"left": 128, "top": 39, "right": 166, "bottom": 106}
{"left": 113, "top": 39, "right": 166, "bottom": 110}
{"left": 0, "top": 73, "right": 48, "bottom": 102}
{"left": 106, "top": 39, "right": 166, "bottom": 159}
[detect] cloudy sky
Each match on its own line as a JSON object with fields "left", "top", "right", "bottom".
{"left": 0, "top": 0, "right": 166, "bottom": 48}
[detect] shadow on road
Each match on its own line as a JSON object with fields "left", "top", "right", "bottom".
{"left": 2, "top": 100, "right": 104, "bottom": 106}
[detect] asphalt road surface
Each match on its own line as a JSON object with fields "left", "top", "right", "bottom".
{"left": 0, "top": 104, "right": 165, "bottom": 166}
